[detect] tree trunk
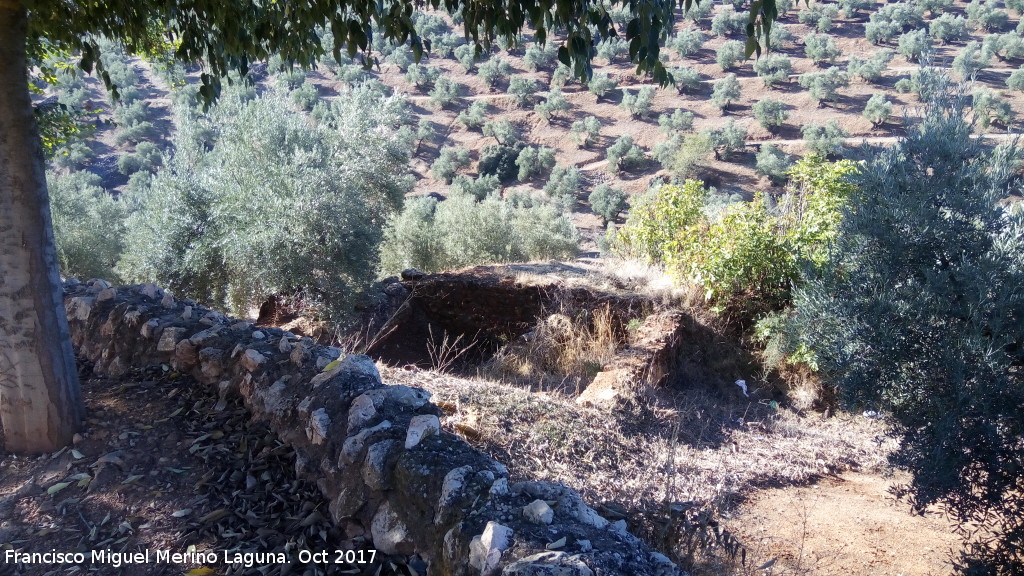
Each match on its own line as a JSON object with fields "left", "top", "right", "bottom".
{"left": 0, "top": 5, "right": 84, "bottom": 453}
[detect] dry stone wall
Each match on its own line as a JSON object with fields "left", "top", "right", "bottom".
{"left": 62, "top": 279, "right": 682, "bottom": 576}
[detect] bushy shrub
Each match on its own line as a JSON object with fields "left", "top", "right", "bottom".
{"left": 380, "top": 194, "right": 578, "bottom": 274}
{"left": 670, "top": 27, "right": 706, "bottom": 58}
{"left": 544, "top": 164, "right": 583, "bottom": 199}
{"left": 799, "top": 67, "right": 849, "bottom": 105}
{"left": 793, "top": 97, "right": 1024, "bottom": 575}
{"left": 752, "top": 98, "right": 788, "bottom": 132}
{"left": 704, "top": 119, "right": 748, "bottom": 160}
{"left": 862, "top": 93, "right": 893, "bottom": 127}
{"left": 804, "top": 32, "right": 841, "bottom": 64}
{"left": 482, "top": 118, "right": 519, "bottom": 145}
{"left": 985, "top": 32, "right": 1024, "bottom": 61}
{"left": 658, "top": 109, "right": 695, "bottom": 134}
{"left": 508, "top": 77, "right": 537, "bottom": 107}
{"left": 516, "top": 146, "right": 557, "bottom": 181}
{"left": 430, "top": 76, "right": 461, "bottom": 109}
{"left": 1006, "top": 64, "right": 1024, "bottom": 90}
{"left": 753, "top": 54, "right": 792, "bottom": 87}
{"left": 685, "top": 0, "right": 714, "bottom": 21}
{"left": 712, "top": 6, "right": 748, "bottom": 36}
{"left": 386, "top": 46, "right": 413, "bottom": 71}
{"left": 478, "top": 56, "right": 511, "bottom": 87}
{"left": 953, "top": 41, "right": 990, "bottom": 79}
{"left": 613, "top": 180, "right": 708, "bottom": 262}
{"left": 535, "top": 87, "right": 570, "bottom": 121}
{"left": 457, "top": 100, "right": 488, "bottom": 130}
{"left": 587, "top": 73, "right": 618, "bottom": 101}
{"left": 478, "top": 142, "right": 527, "bottom": 183}
{"left": 802, "top": 120, "right": 848, "bottom": 157}
{"left": 119, "top": 90, "right": 412, "bottom": 322}
{"left": 894, "top": 67, "right": 945, "bottom": 101}
{"left": 711, "top": 73, "right": 741, "bottom": 111}
{"left": 839, "top": 0, "right": 873, "bottom": 18}
{"left": 405, "top": 64, "right": 441, "bottom": 91}
{"left": 596, "top": 37, "right": 629, "bottom": 63}
{"left": 972, "top": 88, "right": 1014, "bottom": 128}
{"left": 847, "top": 50, "right": 893, "bottom": 82}
{"left": 431, "top": 146, "right": 472, "bottom": 183}
{"left": 918, "top": 0, "right": 953, "bottom": 15}
{"left": 897, "top": 28, "right": 933, "bottom": 62}
{"left": 865, "top": 20, "right": 901, "bottom": 44}
{"left": 620, "top": 86, "right": 656, "bottom": 119}
{"left": 606, "top": 135, "right": 647, "bottom": 173}
{"left": 51, "top": 141, "right": 94, "bottom": 171}
{"left": 929, "top": 13, "right": 969, "bottom": 43}
{"left": 755, "top": 144, "right": 793, "bottom": 185}
{"left": 967, "top": 0, "right": 1009, "bottom": 31}
{"left": 589, "top": 184, "right": 627, "bottom": 224}
{"left": 523, "top": 43, "right": 558, "bottom": 71}
{"left": 114, "top": 121, "right": 157, "bottom": 146}
{"left": 799, "top": 3, "right": 839, "bottom": 32}
{"left": 47, "top": 170, "right": 126, "bottom": 281}
{"left": 570, "top": 116, "right": 601, "bottom": 148}
{"left": 450, "top": 174, "right": 501, "bottom": 200}
{"left": 454, "top": 44, "right": 478, "bottom": 71}
{"left": 288, "top": 80, "right": 320, "bottom": 110}
{"left": 113, "top": 100, "right": 149, "bottom": 127}
{"left": 672, "top": 66, "right": 702, "bottom": 92}
{"left": 716, "top": 40, "right": 746, "bottom": 70}
{"left": 769, "top": 23, "right": 795, "bottom": 47}
{"left": 117, "top": 141, "right": 163, "bottom": 175}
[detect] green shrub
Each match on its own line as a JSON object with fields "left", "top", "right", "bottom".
{"left": 799, "top": 67, "right": 848, "bottom": 105}
{"left": 862, "top": 93, "right": 893, "bottom": 127}
{"left": 769, "top": 23, "right": 795, "bottom": 47}
{"left": 670, "top": 27, "right": 706, "bottom": 57}
{"left": 114, "top": 121, "right": 157, "bottom": 146}
{"left": 802, "top": 120, "right": 848, "bottom": 157}
{"left": 535, "top": 87, "right": 570, "bottom": 121}
{"left": 120, "top": 90, "right": 412, "bottom": 322}
{"left": 661, "top": 133, "right": 713, "bottom": 179}
{"left": 606, "top": 135, "right": 646, "bottom": 173}
{"left": 704, "top": 119, "right": 747, "bottom": 161}
{"left": 865, "top": 20, "right": 901, "bottom": 44}
{"left": 477, "top": 56, "right": 511, "bottom": 87}
{"left": 386, "top": 46, "right": 413, "bottom": 71}
{"left": 752, "top": 98, "right": 788, "bottom": 132}
{"left": 1006, "top": 64, "right": 1024, "bottom": 90}
{"left": 288, "top": 80, "right": 320, "bottom": 110}
{"left": 596, "top": 37, "right": 629, "bottom": 63}
{"left": 523, "top": 43, "right": 558, "bottom": 71}
{"left": 508, "top": 77, "right": 537, "bottom": 107}
{"left": 798, "top": 3, "right": 839, "bottom": 32}
{"left": 482, "top": 118, "right": 520, "bottom": 145}
{"left": 967, "top": 0, "right": 1009, "bottom": 31}
{"left": 711, "top": 73, "right": 741, "bottom": 111}
{"left": 847, "top": 50, "right": 893, "bottom": 83}
{"left": 755, "top": 144, "right": 793, "bottom": 185}
{"left": 918, "top": 0, "right": 953, "bottom": 15}
{"left": 620, "top": 86, "right": 656, "bottom": 119}
{"left": 431, "top": 146, "right": 472, "bottom": 183}
{"left": 953, "top": 41, "right": 990, "bottom": 79}
{"left": 405, "top": 64, "right": 441, "bottom": 91}
{"left": 793, "top": 96, "right": 1024, "bottom": 575}
{"left": 587, "top": 73, "right": 618, "bottom": 101}
{"left": 894, "top": 67, "right": 945, "bottom": 101}
{"left": 117, "top": 141, "right": 163, "bottom": 175}
{"left": 672, "top": 66, "right": 702, "bottom": 92}
{"left": 113, "top": 100, "right": 148, "bottom": 127}
{"left": 51, "top": 141, "right": 94, "bottom": 171}
{"left": 753, "top": 54, "right": 792, "bottom": 87}
{"left": 570, "top": 116, "right": 601, "bottom": 148}
{"left": 450, "top": 174, "right": 501, "bottom": 200}
{"left": 658, "top": 109, "right": 695, "bottom": 134}
{"left": 516, "top": 145, "right": 557, "bottom": 181}
{"left": 972, "top": 88, "right": 1014, "bottom": 128}
{"left": 457, "top": 100, "right": 488, "bottom": 130}
{"left": 685, "top": 0, "right": 714, "bottom": 21}
{"left": 543, "top": 164, "right": 583, "bottom": 199}
{"left": 839, "top": 0, "right": 873, "bottom": 18}
{"left": 430, "top": 77, "right": 461, "bottom": 109}
{"left": 897, "top": 28, "right": 933, "bottom": 63}
{"left": 47, "top": 170, "right": 126, "bottom": 281}
{"left": 804, "top": 32, "right": 841, "bottom": 64}
{"left": 454, "top": 44, "right": 478, "bottom": 72}
{"left": 716, "top": 40, "right": 746, "bottom": 70}
{"left": 589, "top": 184, "right": 628, "bottom": 224}
{"left": 379, "top": 194, "right": 578, "bottom": 274}
{"left": 478, "top": 142, "right": 527, "bottom": 183}
{"left": 929, "top": 13, "right": 969, "bottom": 43}
{"left": 613, "top": 180, "right": 707, "bottom": 262}
{"left": 711, "top": 7, "right": 748, "bottom": 36}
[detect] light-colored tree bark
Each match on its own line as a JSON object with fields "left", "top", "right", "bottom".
{"left": 0, "top": 4, "right": 84, "bottom": 453}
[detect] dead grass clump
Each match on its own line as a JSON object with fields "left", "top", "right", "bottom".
{"left": 482, "top": 304, "right": 622, "bottom": 393}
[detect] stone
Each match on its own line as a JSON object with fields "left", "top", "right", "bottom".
{"left": 469, "top": 521, "right": 513, "bottom": 575}
{"left": 362, "top": 440, "right": 398, "bottom": 491}
{"left": 347, "top": 394, "right": 377, "bottom": 433}
{"left": 307, "top": 408, "right": 330, "bottom": 445}
{"left": 501, "top": 552, "right": 594, "bottom": 576}
{"left": 241, "top": 349, "right": 266, "bottom": 372}
{"left": 278, "top": 336, "right": 291, "bottom": 353}
{"left": 371, "top": 502, "right": 415, "bottom": 555}
{"left": 405, "top": 414, "right": 441, "bottom": 449}
{"left": 174, "top": 339, "right": 198, "bottom": 369}
{"left": 96, "top": 287, "right": 117, "bottom": 302}
{"left": 252, "top": 330, "right": 266, "bottom": 340}
{"left": 340, "top": 421, "right": 392, "bottom": 465}
{"left": 182, "top": 305, "right": 193, "bottom": 320}
{"left": 141, "top": 282, "right": 161, "bottom": 299}
{"left": 523, "top": 500, "right": 554, "bottom": 525}
{"left": 401, "top": 268, "right": 426, "bottom": 281}
{"left": 198, "top": 348, "right": 225, "bottom": 380}
{"left": 140, "top": 319, "right": 160, "bottom": 339}
{"left": 160, "top": 291, "right": 175, "bottom": 308}
{"left": 157, "top": 327, "right": 187, "bottom": 353}
{"left": 67, "top": 297, "right": 95, "bottom": 321}
{"left": 188, "top": 326, "right": 222, "bottom": 347}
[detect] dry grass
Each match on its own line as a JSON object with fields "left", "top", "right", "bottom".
{"left": 379, "top": 363, "right": 895, "bottom": 571}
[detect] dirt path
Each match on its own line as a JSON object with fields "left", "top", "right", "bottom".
{"left": 725, "top": 472, "right": 961, "bottom": 576}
